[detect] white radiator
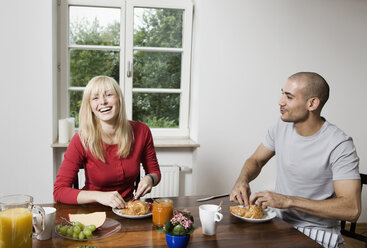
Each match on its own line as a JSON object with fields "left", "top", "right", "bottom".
{"left": 141, "top": 165, "right": 180, "bottom": 198}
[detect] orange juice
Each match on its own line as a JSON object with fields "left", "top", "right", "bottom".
{"left": 0, "top": 208, "right": 32, "bottom": 248}
{"left": 152, "top": 199, "right": 173, "bottom": 227}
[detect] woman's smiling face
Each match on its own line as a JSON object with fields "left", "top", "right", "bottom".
{"left": 90, "top": 88, "right": 120, "bottom": 124}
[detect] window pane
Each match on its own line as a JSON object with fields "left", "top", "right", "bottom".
{"left": 133, "top": 51, "right": 181, "bottom": 89}
{"left": 69, "top": 91, "right": 83, "bottom": 127}
{"left": 69, "top": 6, "right": 120, "bottom": 46}
{"left": 133, "top": 93, "right": 179, "bottom": 128}
{"left": 134, "top": 8, "right": 183, "bottom": 48}
{"left": 69, "top": 49, "right": 120, "bottom": 87}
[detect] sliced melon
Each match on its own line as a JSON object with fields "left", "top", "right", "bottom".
{"left": 68, "top": 212, "right": 106, "bottom": 228}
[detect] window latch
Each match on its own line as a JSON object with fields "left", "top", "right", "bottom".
{"left": 127, "top": 61, "right": 132, "bottom": 78}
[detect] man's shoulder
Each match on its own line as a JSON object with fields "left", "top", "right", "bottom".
{"left": 322, "top": 120, "right": 351, "bottom": 141}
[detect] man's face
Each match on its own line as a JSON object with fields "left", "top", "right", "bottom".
{"left": 278, "top": 79, "right": 309, "bottom": 123}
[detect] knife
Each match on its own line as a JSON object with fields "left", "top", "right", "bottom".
{"left": 196, "top": 193, "right": 229, "bottom": 202}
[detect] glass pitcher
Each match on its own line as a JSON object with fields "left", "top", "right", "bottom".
{"left": 0, "top": 194, "right": 45, "bottom": 248}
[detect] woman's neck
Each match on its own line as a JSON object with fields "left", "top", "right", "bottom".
{"left": 100, "top": 121, "right": 117, "bottom": 144}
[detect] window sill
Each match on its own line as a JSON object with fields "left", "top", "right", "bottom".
{"left": 153, "top": 137, "right": 200, "bottom": 148}
{"left": 51, "top": 137, "right": 200, "bottom": 149}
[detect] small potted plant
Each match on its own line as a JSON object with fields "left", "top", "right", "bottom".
{"left": 157, "top": 210, "right": 196, "bottom": 248}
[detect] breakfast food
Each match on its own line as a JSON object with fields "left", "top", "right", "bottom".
{"left": 229, "top": 205, "right": 247, "bottom": 216}
{"left": 56, "top": 212, "right": 106, "bottom": 240}
{"left": 229, "top": 205, "right": 264, "bottom": 219}
{"left": 56, "top": 221, "right": 97, "bottom": 240}
{"left": 120, "top": 200, "right": 150, "bottom": 216}
{"left": 68, "top": 212, "right": 106, "bottom": 228}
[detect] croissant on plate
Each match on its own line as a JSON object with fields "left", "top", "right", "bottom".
{"left": 120, "top": 200, "right": 149, "bottom": 216}
{"left": 229, "top": 204, "right": 264, "bottom": 219}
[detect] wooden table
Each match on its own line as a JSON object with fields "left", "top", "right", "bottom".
{"left": 33, "top": 196, "right": 322, "bottom": 247}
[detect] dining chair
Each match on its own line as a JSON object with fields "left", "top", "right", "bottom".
{"left": 134, "top": 171, "right": 140, "bottom": 192}
{"left": 340, "top": 173, "right": 367, "bottom": 248}
{"left": 72, "top": 176, "right": 80, "bottom": 189}
{"left": 72, "top": 164, "right": 84, "bottom": 189}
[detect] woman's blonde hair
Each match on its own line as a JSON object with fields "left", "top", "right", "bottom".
{"left": 79, "top": 75, "right": 132, "bottom": 162}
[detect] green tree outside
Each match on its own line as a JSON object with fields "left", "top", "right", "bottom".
{"left": 69, "top": 8, "right": 183, "bottom": 128}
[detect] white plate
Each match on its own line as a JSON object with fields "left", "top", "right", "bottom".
{"left": 112, "top": 208, "right": 152, "bottom": 219}
{"left": 230, "top": 207, "right": 276, "bottom": 223}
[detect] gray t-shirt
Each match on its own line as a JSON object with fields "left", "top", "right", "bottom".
{"left": 263, "top": 118, "right": 360, "bottom": 231}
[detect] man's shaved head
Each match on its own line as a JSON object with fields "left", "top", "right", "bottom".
{"left": 288, "top": 72, "right": 329, "bottom": 109}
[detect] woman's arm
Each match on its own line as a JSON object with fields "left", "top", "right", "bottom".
{"left": 141, "top": 126, "right": 161, "bottom": 181}
{"left": 77, "top": 190, "right": 126, "bottom": 209}
{"left": 135, "top": 123, "right": 161, "bottom": 199}
{"left": 134, "top": 173, "right": 159, "bottom": 199}
{"left": 54, "top": 133, "right": 128, "bottom": 208}
{"left": 53, "top": 133, "right": 85, "bottom": 204}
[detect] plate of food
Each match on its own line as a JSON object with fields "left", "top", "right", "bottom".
{"left": 55, "top": 212, "right": 121, "bottom": 241}
{"left": 113, "top": 200, "right": 152, "bottom": 219}
{"left": 229, "top": 205, "right": 276, "bottom": 223}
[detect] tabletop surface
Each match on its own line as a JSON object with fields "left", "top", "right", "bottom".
{"left": 33, "top": 196, "right": 322, "bottom": 248}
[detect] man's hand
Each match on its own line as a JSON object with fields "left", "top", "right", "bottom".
{"left": 134, "top": 176, "right": 153, "bottom": 199}
{"left": 94, "top": 191, "right": 126, "bottom": 209}
{"left": 230, "top": 181, "right": 251, "bottom": 207}
{"left": 230, "top": 144, "right": 274, "bottom": 207}
{"left": 250, "top": 190, "right": 291, "bottom": 209}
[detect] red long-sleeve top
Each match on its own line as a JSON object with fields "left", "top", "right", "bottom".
{"left": 53, "top": 121, "right": 161, "bottom": 204}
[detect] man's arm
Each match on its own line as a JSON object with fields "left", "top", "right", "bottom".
{"left": 230, "top": 143, "right": 275, "bottom": 206}
{"left": 252, "top": 179, "right": 361, "bottom": 222}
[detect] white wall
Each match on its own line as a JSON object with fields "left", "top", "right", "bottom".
{"left": 191, "top": 0, "right": 367, "bottom": 222}
{"left": 0, "top": 0, "right": 56, "bottom": 203}
{"left": 0, "top": 0, "right": 366, "bottom": 222}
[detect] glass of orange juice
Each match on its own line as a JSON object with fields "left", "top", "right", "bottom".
{"left": 0, "top": 194, "right": 45, "bottom": 248}
{"left": 152, "top": 199, "right": 173, "bottom": 227}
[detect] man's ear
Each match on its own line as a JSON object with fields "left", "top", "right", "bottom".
{"left": 307, "top": 97, "right": 320, "bottom": 111}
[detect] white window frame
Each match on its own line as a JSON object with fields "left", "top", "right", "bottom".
{"left": 59, "top": 0, "right": 193, "bottom": 138}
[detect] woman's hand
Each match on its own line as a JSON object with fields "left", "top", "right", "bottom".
{"left": 77, "top": 190, "right": 127, "bottom": 208}
{"left": 134, "top": 176, "right": 154, "bottom": 199}
{"left": 94, "top": 191, "right": 126, "bottom": 209}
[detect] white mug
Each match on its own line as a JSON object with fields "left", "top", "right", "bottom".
{"left": 199, "top": 204, "right": 223, "bottom": 236}
{"left": 34, "top": 207, "right": 56, "bottom": 240}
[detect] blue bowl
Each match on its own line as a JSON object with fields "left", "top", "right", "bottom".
{"left": 165, "top": 233, "right": 190, "bottom": 248}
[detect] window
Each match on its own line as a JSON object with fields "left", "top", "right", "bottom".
{"left": 59, "top": 0, "right": 193, "bottom": 137}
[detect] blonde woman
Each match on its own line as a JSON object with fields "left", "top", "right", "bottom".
{"left": 54, "top": 76, "right": 161, "bottom": 209}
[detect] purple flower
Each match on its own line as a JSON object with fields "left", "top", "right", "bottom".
{"left": 166, "top": 212, "right": 195, "bottom": 235}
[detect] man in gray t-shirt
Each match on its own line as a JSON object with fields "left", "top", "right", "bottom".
{"left": 230, "top": 72, "right": 361, "bottom": 248}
